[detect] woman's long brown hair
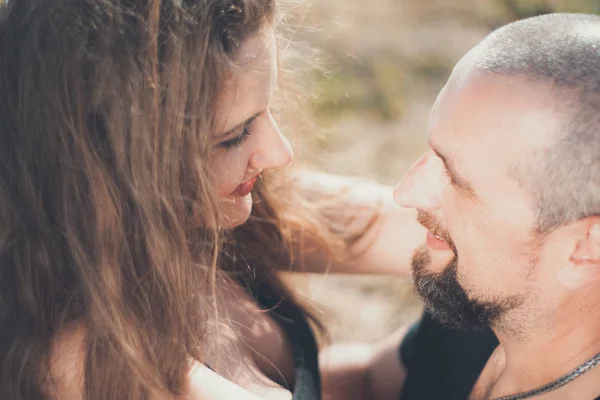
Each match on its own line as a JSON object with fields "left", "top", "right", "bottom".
{"left": 0, "top": 0, "right": 374, "bottom": 398}
{"left": 0, "top": 0, "right": 279, "bottom": 398}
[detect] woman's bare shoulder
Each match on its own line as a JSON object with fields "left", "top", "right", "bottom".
{"left": 45, "top": 325, "right": 264, "bottom": 400}
{"left": 183, "top": 362, "right": 265, "bottom": 400}
{"left": 45, "top": 324, "right": 87, "bottom": 399}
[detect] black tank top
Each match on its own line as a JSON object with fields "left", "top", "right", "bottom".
{"left": 249, "top": 281, "right": 321, "bottom": 400}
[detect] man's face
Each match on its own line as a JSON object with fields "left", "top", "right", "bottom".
{"left": 394, "top": 70, "right": 565, "bottom": 331}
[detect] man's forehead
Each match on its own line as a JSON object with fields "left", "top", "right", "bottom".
{"left": 426, "top": 71, "right": 566, "bottom": 205}
{"left": 429, "top": 72, "right": 562, "bottom": 154}
{"left": 428, "top": 51, "right": 482, "bottom": 131}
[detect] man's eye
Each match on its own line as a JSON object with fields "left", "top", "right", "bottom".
{"left": 442, "top": 168, "right": 458, "bottom": 187}
{"left": 219, "top": 123, "right": 253, "bottom": 150}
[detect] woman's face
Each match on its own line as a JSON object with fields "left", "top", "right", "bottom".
{"left": 211, "top": 26, "right": 293, "bottom": 228}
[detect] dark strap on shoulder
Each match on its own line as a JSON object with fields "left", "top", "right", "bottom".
{"left": 399, "top": 311, "right": 499, "bottom": 400}
{"left": 246, "top": 280, "right": 321, "bottom": 400}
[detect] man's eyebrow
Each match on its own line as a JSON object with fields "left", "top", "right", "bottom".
{"left": 220, "top": 112, "right": 261, "bottom": 138}
{"left": 430, "top": 145, "right": 479, "bottom": 200}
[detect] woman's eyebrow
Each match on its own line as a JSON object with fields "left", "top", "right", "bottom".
{"left": 221, "top": 112, "right": 261, "bottom": 138}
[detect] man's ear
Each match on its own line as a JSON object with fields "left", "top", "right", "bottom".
{"left": 560, "top": 222, "right": 600, "bottom": 289}
{"left": 571, "top": 223, "right": 600, "bottom": 264}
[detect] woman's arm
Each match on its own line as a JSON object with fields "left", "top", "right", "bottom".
{"left": 291, "top": 169, "right": 425, "bottom": 276}
{"left": 320, "top": 326, "right": 410, "bottom": 400}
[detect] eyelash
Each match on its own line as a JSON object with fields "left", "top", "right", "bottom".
{"left": 219, "top": 122, "right": 253, "bottom": 150}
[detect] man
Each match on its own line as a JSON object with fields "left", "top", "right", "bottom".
{"left": 364, "top": 12, "right": 600, "bottom": 400}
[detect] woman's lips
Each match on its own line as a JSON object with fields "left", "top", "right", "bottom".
{"left": 233, "top": 176, "right": 258, "bottom": 197}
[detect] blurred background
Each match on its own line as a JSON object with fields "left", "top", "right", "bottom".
{"left": 283, "top": 0, "right": 600, "bottom": 343}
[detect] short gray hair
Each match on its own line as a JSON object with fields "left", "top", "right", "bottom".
{"left": 470, "top": 13, "right": 600, "bottom": 233}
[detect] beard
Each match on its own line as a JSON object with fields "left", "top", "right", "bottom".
{"left": 412, "top": 211, "right": 524, "bottom": 331}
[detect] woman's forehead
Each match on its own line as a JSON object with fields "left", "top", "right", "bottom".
{"left": 231, "top": 26, "right": 276, "bottom": 72}
{"left": 215, "top": 27, "right": 277, "bottom": 136}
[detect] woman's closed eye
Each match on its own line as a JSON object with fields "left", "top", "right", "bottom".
{"left": 219, "top": 123, "right": 252, "bottom": 149}
{"left": 218, "top": 113, "right": 260, "bottom": 150}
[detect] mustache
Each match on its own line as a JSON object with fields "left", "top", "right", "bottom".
{"left": 416, "top": 210, "right": 454, "bottom": 246}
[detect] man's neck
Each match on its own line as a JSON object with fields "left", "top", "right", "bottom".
{"left": 480, "top": 304, "right": 600, "bottom": 399}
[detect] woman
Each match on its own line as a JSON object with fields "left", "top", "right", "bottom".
{"left": 0, "top": 0, "right": 423, "bottom": 399}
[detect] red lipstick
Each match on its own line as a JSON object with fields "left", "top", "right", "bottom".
{"left": 233, "top": 176, "right": 258, "bottom": 197}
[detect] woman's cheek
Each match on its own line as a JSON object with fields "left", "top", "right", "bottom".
{"left": 211, "top": 150, "right": 250, "bottom": 196}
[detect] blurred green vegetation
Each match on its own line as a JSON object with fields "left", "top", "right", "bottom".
{"left": 483, "top": 0, "right": 600, "bottom": 25}
{"left": 312, "top": 55, "right": 408, "bottom": 122}
{"left": 306, "top": 0, "right": 600, "bottom": 124}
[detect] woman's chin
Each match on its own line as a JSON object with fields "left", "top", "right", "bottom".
{"left": 220, "top": 194, "right": 253, "bottom": 228}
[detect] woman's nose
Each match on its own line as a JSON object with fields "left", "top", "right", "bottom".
{"left": 249, "top": 113, "right": 294, "bottom": 170}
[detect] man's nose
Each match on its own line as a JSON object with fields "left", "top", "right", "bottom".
{"left": 393, "top": 151, "right": 444, "bottom": 211}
